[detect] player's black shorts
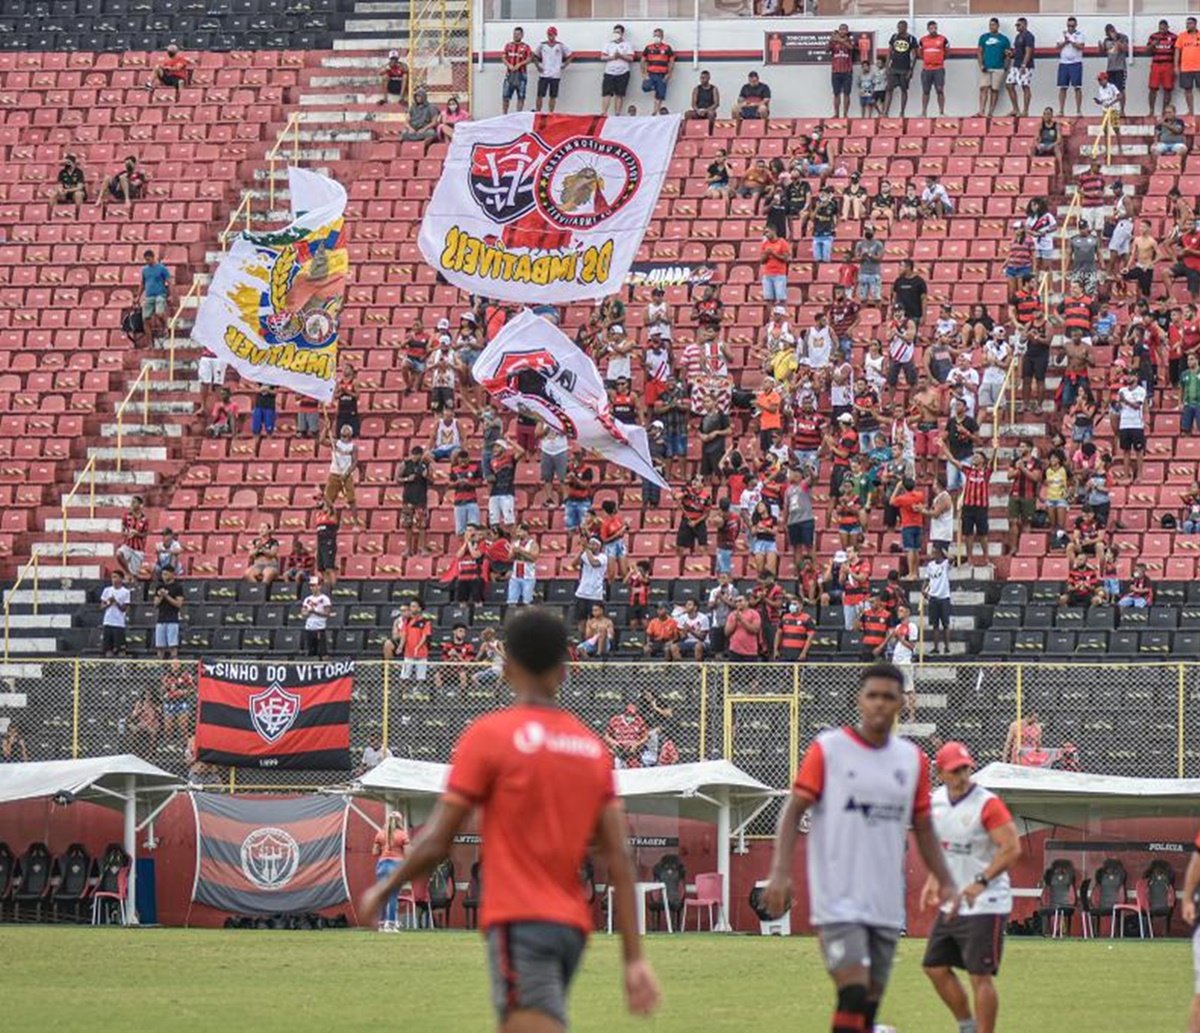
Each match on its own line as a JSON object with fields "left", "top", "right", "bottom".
{"left": 922, "top": 912, "right": 1006, "bottom": 976}
{"left": 487, "top": 921, "right": 585, "bottom": 1025}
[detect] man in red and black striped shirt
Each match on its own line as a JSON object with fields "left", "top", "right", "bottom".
{"left": 1058, "top": 281, "right": 1097, "bottom": 339}
{"left": 946, "top": 449, "right": 991, "bottom": 568}
{"left": 436, "top": 622, "right": 478, "bottom": 691}
{"left": 1059, "top": 553, "right": 1101, "bottom": 608}
{"left": 676, "top": 474, "right": 712, "bottom": 556}
{"left": 117, "top": 495, "right": 150, "bottom": 580}
{"left": 791, "top": 397, "right": 827, "bottom": 474}
{"left": 640, "top": 29, "right": 675, "bottom": 114}
{"left": 1074, "top": 159, "right": 1108, "bottom": 232}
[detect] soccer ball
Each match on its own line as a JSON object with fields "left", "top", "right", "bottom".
{"left": 873, "top": 1026, "right": 900, "bottom": 1033}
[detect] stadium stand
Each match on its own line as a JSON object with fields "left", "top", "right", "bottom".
{"left": 3, "top": 14, "right": 1200, "bottom": 792}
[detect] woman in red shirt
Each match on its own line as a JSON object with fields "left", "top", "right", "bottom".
{"left": 372, "top": 812, "right": 410, "bottom": 931}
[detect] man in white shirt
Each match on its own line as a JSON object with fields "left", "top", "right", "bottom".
{"left": 669, "top": 598, "right": 710, "bottom": 661}
{"left": 100, "top": 569, "right": 131, "bottom": 657}
{"left": 920, "top": 175, "right": 954, "bottom": 218}
{"left": 360, "top": 732, "right": 393, "bottom": 774}
{"left": 534, "top": 26, "right": 573, "bottom": 113}
{"left": 764, "top": 664, "right": 956, "bottom": 1033}
{"left": 977, "top": 327, "right": 1011, "bottom": 411}
{"left": 600, "top": 23, "right": 635, "bottom": 116}
{"left": 1094, "top": 70, "right": 1122, "bottom": 114}
{"left": 921, "top": 742, "right": 1021, "bottom": 1033}
{"left": 923, "top": 544, "right": 953, "bottom": 655}
{"left": 880, "top": 603, "right": 920, "bottom": 721}
{"left": 1116, "top": 370, "right": 1147, "bottom": 482}
{"left": 798, "top": 313, "right": 835, "bottom": 391}
{"left": 1057, "top": 16, "right": 1085, "bottom": 116}
{"left": 325, "top": 423, "right": 359, "bottom": 525}
{"left": 603, "top": 324, "right": 634, "bottom": 384}
{"left": 574, "top": 536, "right": 609, "bottom": 636}
{"left": 947, "top": 354, "right": 981, "bottom": 416}
{"left": 301, "top": 577, "right": 332, "bottom": 659}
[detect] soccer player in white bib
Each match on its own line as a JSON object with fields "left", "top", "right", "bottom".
{"left": 921, "top": 742, "right": 1021, "bottom": 1033}
{"left": 764, "top": 663, "right": 957, "bottom": 1033}
{"left": 1182, "top": 832, "right": 1200, "bottom": 1032}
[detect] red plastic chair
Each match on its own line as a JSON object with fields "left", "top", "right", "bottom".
{"left": 682, "top": 872, "right": 726, "bottom": 932}
{"left": 90, "top": 865, "right": 129, "bottom": 926}
{"left": 1111, "top": 879, "right": 1152, "bottom": 939}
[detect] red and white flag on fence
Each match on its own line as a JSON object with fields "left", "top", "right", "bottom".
{"left": 472, "top": 309, "right": 667, "bottom": 489}
{"left": 419, "top": 113, "right": 680, "bottom": 303}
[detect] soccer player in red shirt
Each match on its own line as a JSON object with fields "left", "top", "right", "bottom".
{"left": 1182, "top": 828, "right": 1200, "bottom": 1031}
{"left": 361, "top": 609, "right": 660, "bottom": 1031}
{"left": 763, "top": 663, "right": 956, "bottom": 1033}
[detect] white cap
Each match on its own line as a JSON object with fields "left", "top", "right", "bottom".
{"left": 772, "top": 305, "right": 787, "bottom": 316}
{"left": 436, "top": 317, "right": 450, "bottom": 329}
{"left": 838, "top": 412, "right": 854, "bottom": 424}
{"left": 388, "top": 49, "right": 400, "bottom": 58}
{"left": 610, "top": 323, "right": 624, "bottom": 334}
{"left": 833, "top": 549, "right": 848, "bottom": 563}
{"left": 309, "top": 576, "right": 321, "bottom": 586}
{"left": 651, "top": 419, "right": 664, "bottom": 429}
{"left": 460, "top": 311, "right": 477, "bottom": 323}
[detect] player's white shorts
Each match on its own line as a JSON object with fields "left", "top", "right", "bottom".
{"left": 1193, "top": 927, "right": 1200, "bottom": 992}
{"left": 198, "top": 356, "right": 227, "bottom": 386}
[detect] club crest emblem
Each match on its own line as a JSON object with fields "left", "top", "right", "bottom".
{"left": 469, "top": 133, "right": 550, "bottom": 223}
{"left": 535, "top": 136, "right": 643, "bottom": 231}
{"left": 249, "top": 684, "right": 301, "bottom": 744}
{"left": 239, "top": 826, "right": 300, "bottom": 890}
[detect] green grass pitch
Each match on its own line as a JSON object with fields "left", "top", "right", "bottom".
{"left": 0, "top": 927, "right": 1189, "bottom": 1031}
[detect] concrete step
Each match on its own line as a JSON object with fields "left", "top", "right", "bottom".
{"left": 0, "top": 664, "right": 44, "bottom": 679}
{"left": 99, "top": 423, "right": 184, "bottom": 438}
{"left": 44, "top": 517, "right": 123, "bottom": 534}
{"left": 354, "top": 1, "right": 412, "bottom": 12}
{"left": 1087, "top": 123, "right": 1153, "bottom": 136}
{"left": 89, "top": 470, "right": 157, "bottom": 486}
{"left": 342, "top": 17, "right": 407, "bottom": 31}
{"left": 296, "top": 129, "right": 373, "bottom": 142}
{"left": 913, "top": 664, "right": 962, "bottom": 682}
{"left": 1069, "top": 162, "right": 1141, "bottom": 175}
{"left": 1, "top": 638, "right": 61, "bottom": 654}
{"left": 3, "top": 590, "right": 86, "bottom": 605}
{"left": 87, "top": 447, "right": 168, "bottom": 462}
{"left": 143, "top": 358, "right": 199, "bottom": 373}
{"left": 32, "top": 564, "right": 102, "bottom": 579}
{"left": 32, "top": 541, "right": 114, "bottom": 559}
{"left": 334, "top": 37, "right": 410, "bottom": 50}
{"left": 308, "top": 74, "right": 378, "bottom": 88}
{"left": 252, "top": 166, "right": 333, "bottom": 182}
{"left": 298, "top": 100, "right": 410, "bottom": 119}
{"left": 64, "top": 493, "right": 136, "bottom": 508}
{"left": 4, "top": 614, "right": 73, "bottom": 629}
{"left": 321, "top": 56, "right": 394, "bottom": 68}
{"left": 912, "top": 692, "right": 948, "bottom": 708}
{"left": 910, "top": 589, "right": 987, "bottom": 607}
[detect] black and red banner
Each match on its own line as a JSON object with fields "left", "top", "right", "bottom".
{"left": 195, "top": 660, "right": 353, "bottom": 770}
{"left": 191, "top": 793, "right": 350, "bottom": 913}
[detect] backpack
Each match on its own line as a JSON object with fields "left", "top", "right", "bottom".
{"left": 121, "top": 306, "right": 145, "bottom": 344}
{"left": 1161, "top": 513, "right": 1178, "bottom": 530}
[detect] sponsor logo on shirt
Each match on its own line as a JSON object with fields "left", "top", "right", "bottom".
{"left": 512, "top": 720, "right": 604, "bottom": 759}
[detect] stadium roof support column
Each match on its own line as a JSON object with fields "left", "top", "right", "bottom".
{"left": 716, "top": 787, "right": 730, "bottom": 931}
{"left": 125, "top": 774, "right": 138, "bottom": 924}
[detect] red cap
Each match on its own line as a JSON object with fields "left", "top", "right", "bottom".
{"left": 547, "top": 25, "right": 558, "bottom": 35}
{"left": 936, "top": 741, "right": 974, "bottom": 772}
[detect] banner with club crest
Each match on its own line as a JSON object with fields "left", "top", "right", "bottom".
{"left": 192, "top": 167, "right": 348, "bottom": 402}
{"left": 419, "top": 112, "right": 681, "bottom": 303}
{"left": 190, "top": 794, "right": 350, "bottom": 914}
{"left": 194, "top": 660, "right": 354, "bottom": 770}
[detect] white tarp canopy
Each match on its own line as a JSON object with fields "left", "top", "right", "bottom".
{"left": 347, "top": 758, "right": 451, "bottom": 823}
{"left": 617, "top": 760, "right": 783, "bottom": 926}
{"left": 0, "top": 754, "right": 183, "bottom": 809}
{"left": 0, "top": 755, "right": 185, "bottom": 924}
{"left": 975, "top": 763, "right": 1200, "bottom": 826}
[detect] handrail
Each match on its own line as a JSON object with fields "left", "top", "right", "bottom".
{"left": 60, "top": 456, "right": 97, "bottom": 567}
{"left": 114, "top": 365, "right": 152, "bottom": 474}
{"left": 218, "top": 192, "right": 254, "bottom": 253}
{"left": 266, "top": 111, "right": 302, "bottom": 212}
{"left": 1037, "top": 270, "right": 1051, "bottom": 322}
{"left": 1059, "top": 189, "right": 1082, "bottom": 294}
{"left": 990, "top": 354, "right": 1020, "bottom": 469}
{"left": 1098, "top": 105, "right": 1118, "bottom": 167}
{"left": 166, "top": 277, "right": 204, "bottom": 383}
{"left": 4, "top": 553, "right": 39, "bottom": 661}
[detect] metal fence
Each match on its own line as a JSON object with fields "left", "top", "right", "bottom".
{"left": 2, "top": 661, "right": 1196, "bottom": 795}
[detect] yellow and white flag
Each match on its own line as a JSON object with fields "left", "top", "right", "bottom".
{"left": 193, "top": 168, "right": 348, "bottom": 402}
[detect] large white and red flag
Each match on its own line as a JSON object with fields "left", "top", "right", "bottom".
{"left": 472, "top": 310, "right": 668, "bottom": 489}
{"left": 419, "top": 113, "right": 680, "bottom": 303}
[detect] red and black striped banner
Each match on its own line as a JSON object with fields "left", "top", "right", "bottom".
{"left": 195, "top": 660, "right": 353, "bottom": 770}
{"left": 191, "top": 793, "right": 349, "bottom": 914}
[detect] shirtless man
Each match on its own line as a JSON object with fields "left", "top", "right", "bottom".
{"left": 580, "top": 603, "right": 616, "bottom": 658}
{"left": 1059, "top": 327, "right": 1093, "bottom": 409}
{"left": 911, "top": 375, "right": 943, "bottom": 480}
{"left": 1122, "top": 219, "right": 1161, "bottom": 299}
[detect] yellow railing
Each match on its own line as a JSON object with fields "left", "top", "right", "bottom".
{"left": 60, "top": 455, "right": 97, "bottom": 567}
{"left": 1098, "top": 105, "right": 1119, "bottom": 166}
{"left": 1059, "top": 189, "right": 1082, "bottom": 292}
{"left": 990, "top": 354, "right": 1020, "bottom": 468}
{"left": 114, "top": 365, "right": 152, "bottom": 475}
{"left": 166, "top": 277, "right": 204, "bottom": 383}
{"left": 1037, "top": 269, "right": 1051, "bottom": 322}
{"left": 218, "top": 191, "right": 254, "bottom": 253}
{"left": 266, "top": 111, "right": 301, "bottom": 212}
{"left": 3, "top": 553, "right": 39, "bottom": 661}
{"left": 408, "top": 0, "right": 472, "bottom": 112}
